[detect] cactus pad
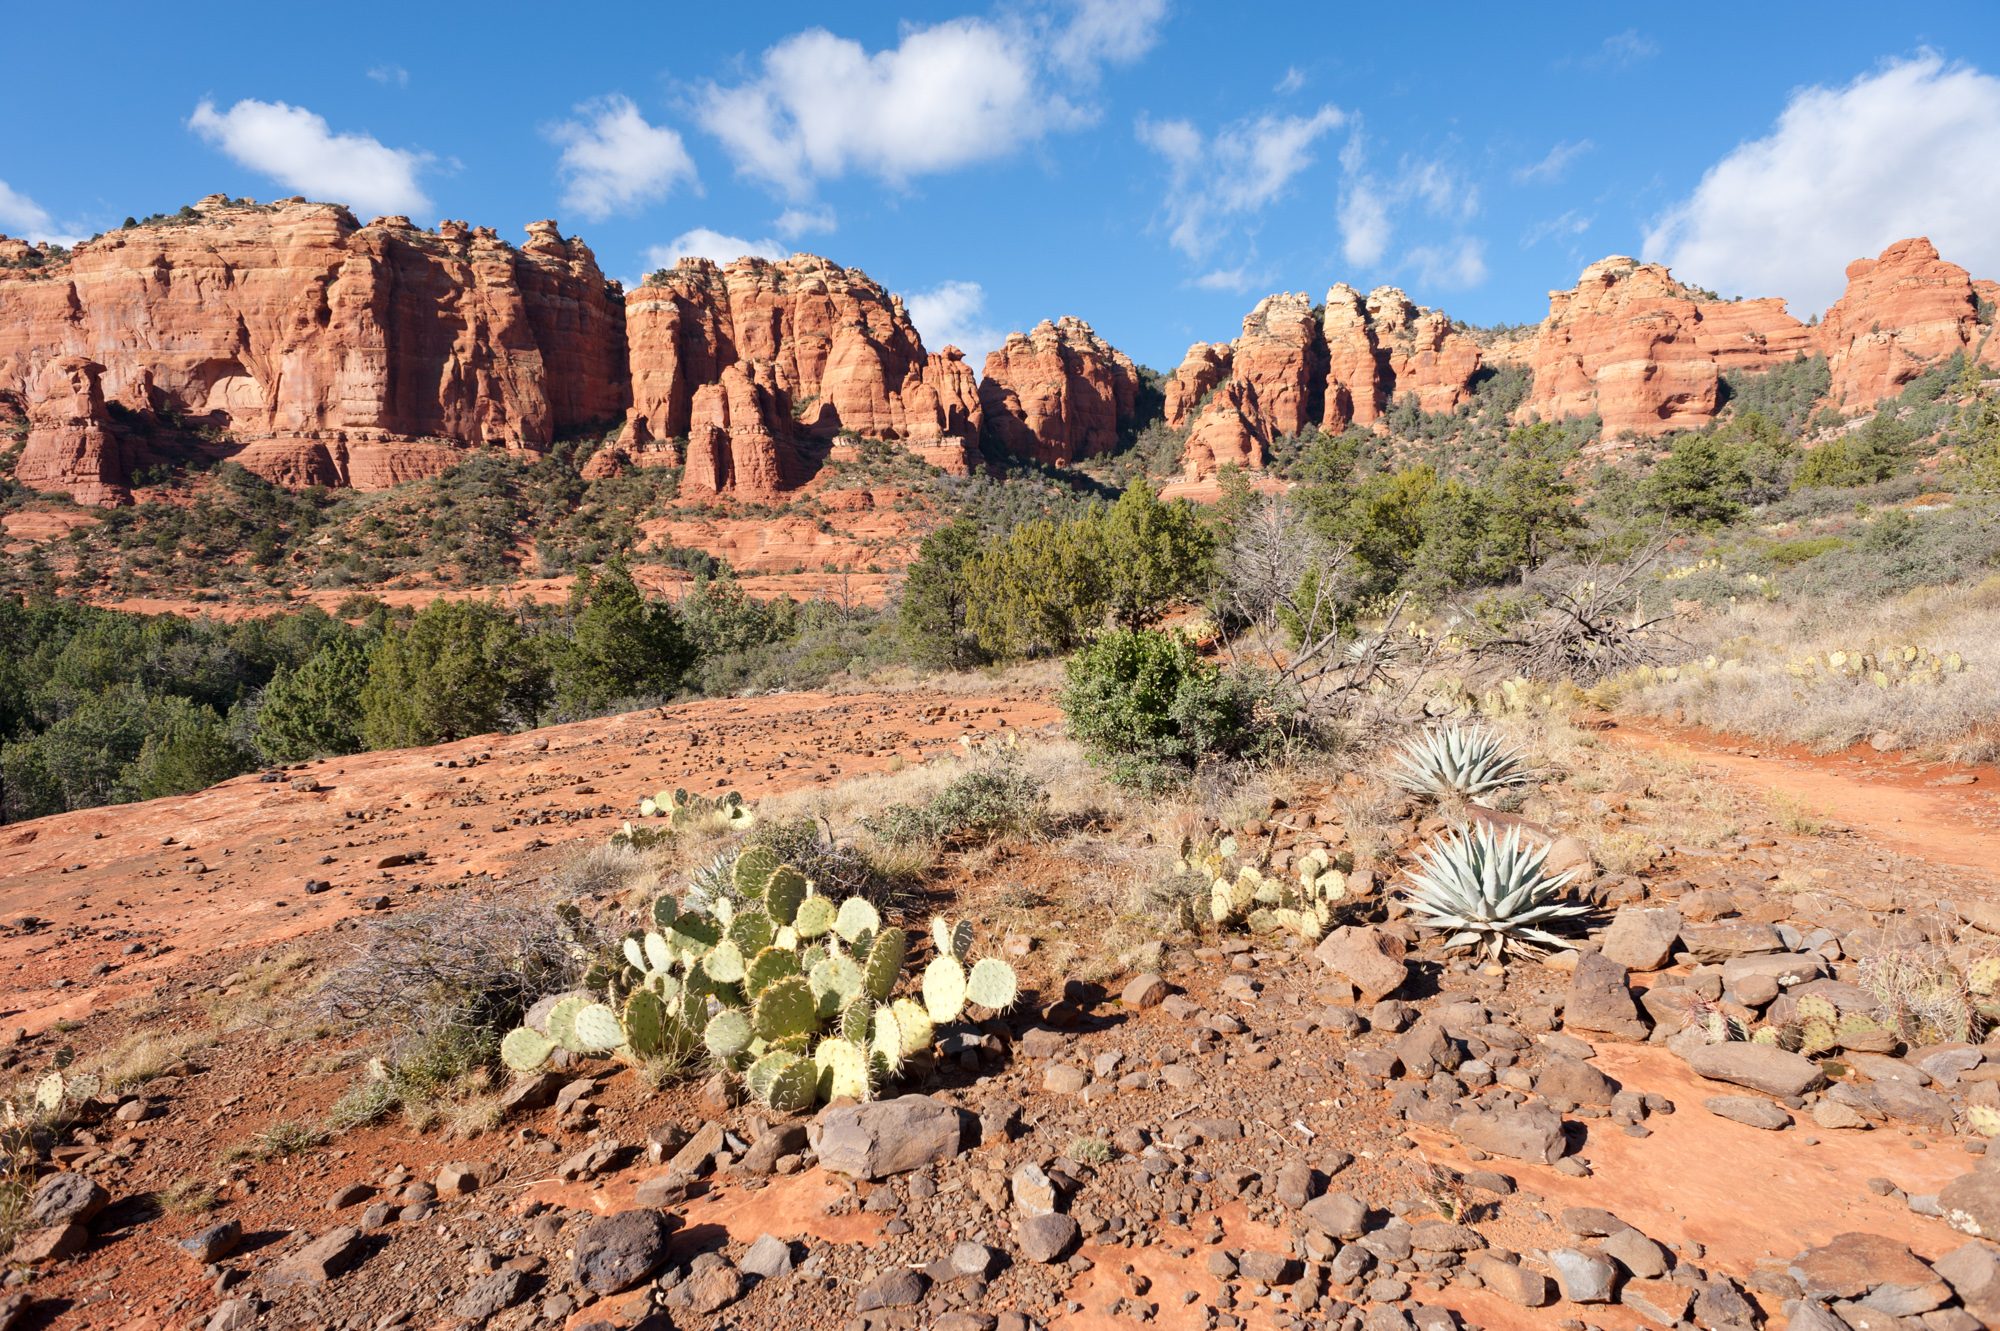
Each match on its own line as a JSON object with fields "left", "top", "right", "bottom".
{"left": 546, "top": 994, "right": 590, "bottom": 1051}
{"left": 864, "top": 927, "right": 909, "bottom": 1001}
{"left": 890, "top": 998, "right": 934, "bottom": 1057}
{"left": 966, "top": 957, "right": 1018, "bottom": 1011}
{"left": 834, "top": 897, "right": 881, "bottom": 944}
{"left": 923, "top": 955, "right": 968, "bottom": 1024}
{"left": 622, "top": 989, "right": 669, "bottom": 1058}
{"left": 810, "top": 955, "right": 864, "bottom": 1017}
{"left": 730, "top": 907, "right": 776, "bottom": 955}
{"left": 753, "top": 975, "right": 818, "bottom": 1043}
{"left": 704, "top": 940, "right": 748, "bottom": 985}
{"left": 500, "top": 1027, "right": 555, "bottom": 1071}
{"left": 794, "top": 896, "right": 838, "bottom": 939}
{"left": 746, "top": 945, "right": 800, "bottom": 996}
{"left": 572, "top": 1002, "right": 626, "bottom": 1052}
{"left": 765, "top": 867, "right": 808, "bottom": 927}
{"left": 650, "top": 894, "right": 678, "bottom": 929}
{"left": 815, "top": 1037, "right": 871, "bottom": 1102}
{"left": 704, "top": 1008, "right": 752, "bottom": 1060}
{"left": 734, "top": 846, "right": 780, "bottom": 897}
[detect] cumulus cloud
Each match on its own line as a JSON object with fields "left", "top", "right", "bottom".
{"left": 1137, "top": 105, "right": 1345, "bottom": 258}
{"left": 774, "top": 204, "right": 836, "bottom": 239}
{"left": 906, "top": 279, "right": 1006, "bottom": 366}
{"left": 698, "top": 7, "right": 1160, "bottom": 196}
{"left": 1051, "top": 0, "right": 1168, "bottom": 76}
{"left": 0, "top": 180, "right": 79, "bottom": 245}
{"left": 1408, "top": 238, "right": 1488, "bottom": 290}
{"left": 1644, "top": 53, "right": 2000, "bottom": 316}
{"left": 548, "top": 95, "right": 697, "bottom": 222}
{"left": 644, "top": 229, "right": 786, "bottom": 271}
{"left": 1514, "top": 138, "right": 1592, "bottom": 184}
{"left": 1335, "top": 132, "right": 1484, "bottom": 289}
{"left": 188, "top": 97, "right": 432, "bottom": 216}
{"left": 700, "top": 20, "right": 1078, "bottom": 195}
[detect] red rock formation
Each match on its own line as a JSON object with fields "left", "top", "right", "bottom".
{"left": 1816, "top": 238, "right": 1995, "bottom": 409}
{"left": 15, "top": 358, "right": 126, "bottom": 507}
{"left": 1506, "top": 257, "right": 1810, "bottom": 437}
{"left": 0, "top": 197, "right": 629, "bottom": 502}
{"left": 1367, "top": 288, "right": 1483, "bottom": 418}
{"left": 1162, "top": 342, "right": 1231, "bottom": 429}
{"left": 1225, "top": 294, "right": 1324, "bottom": 440}
{"left": 893, "top": 349, "right": 983, "bottom": 475}
{"left": 977, "top": 317, "right": 1139, "bottom": 465}
{"left": 682, "top": 362, "right": 803, "bottom": 499}
{"left": 1180, "top": 380, "right": 1269, "bottom": 482}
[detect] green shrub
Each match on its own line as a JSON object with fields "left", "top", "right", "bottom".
{"left": 254, "top": 634, "right": 369, "bottom": 762}
{"left": 1059, "top": 628, "right": 1273, "bottom": 785}
{"left": 358, "top": 599, "right": 551, "bottom": 749}
{"left": 867, "top": 755, "right": 1049, "bottom": 847}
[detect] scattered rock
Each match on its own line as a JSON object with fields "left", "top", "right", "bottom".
{"left": 1705, "top": 1095, "right": 1794, "bottom": 1130}
{"left": 1451, "top": 1103, "right": 1566, "bottom": 1164}
{"left": 264, "top": 1225, "right": 365, "bottom": 1288}
{"left": 742, "top": 1234, "right": 794, "bottom": 1279}
{"left": 856, "top": 1268, "right": 930, "bottom": 1311}
{"left": 813, "top": 1095, "right": 966, "bottom": 1180}
{"left": 1314, "top": 926, "right": 1408, "bottom": 1002}
{"left": 572, "top": 1210, "right": 675, "bottom": 1294}
{"left": 1018, "top": 1212, "right": 1080, "bottom": 1263}
{"left": 453, "top": 1269, "right": 529, "bottom": 1321}
{"left": 1548, "top": 1248, "right": 1618, "bottom": 1303}
{"left": 1563, "top": 950, "right": 1649, "bottom": 1040}
{"left": 1788, "top": 1232, "right": 1951, "bottom": 1316}
{"left": 27, "top": 1173, "right": 108, "bottom": 1229}
{"left": 1684, "top": 1042, "right": 1825, "bottom": 1098}
{"left": 1600, "top": 905, "right": 1682, "bottom": 972}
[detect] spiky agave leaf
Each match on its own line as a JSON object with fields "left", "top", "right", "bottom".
{"left": 1400, "top": 822, "right": 1587, "bottom": 963}
{"left": 1388, "top": 724, "right": 1534, "bottom": 803}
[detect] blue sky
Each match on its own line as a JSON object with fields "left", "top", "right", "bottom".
{"left": 4, "top": 3, "right": 1999, "bottom": 372}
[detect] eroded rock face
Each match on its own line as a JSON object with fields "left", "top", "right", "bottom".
{"left": 1505, "top": 256, "right": 1810, "bottom": 437}
{"left": 1816, "top": 238, "right": 1998, "bottom": 409}
{"left": 1166, "top": 284, "right": 1481, "bottom": 480}
{"left": 682, "top": 362, "right": 803, "bottom": 499}
{"left": 978, "top": 316, "right": 1139, "bottom": 465}
{"left": 620, "top": 253, "right": 984, "bottom": 492}
{"left": 0, "top": 197, "right": 628, "bottom": 503}
{"left": 16, "top": 358, "right": 126, "bottom": 507}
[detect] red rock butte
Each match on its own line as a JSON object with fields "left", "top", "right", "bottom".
{"left": 2, "top": 197, "right": 1996, "bottom": 503}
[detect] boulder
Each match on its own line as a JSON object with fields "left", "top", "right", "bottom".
{"left": 572, "top": 1210, "right": 675, "bottom": 1294}
{"left": 1314, "top": 926, "right": 1408, "bottom": 1003}
{"left": 1563, "top": 950, "right": 1649, "bottom": 1040}
{"left": 812, "top": 1095, "right": 966, "bottom": 1180}
{"left": 1599, "top": 906, "right": 1681, "bottom": 972}
{"left": 1684, "top": 1042, "right": 1825, "bottom": 1098}
{"left": 1788, "top": 1232, "right": 1952, "bottom": 1316}
{"left": 1450, "top": 1103, "right": 1566, "bottom": 1164}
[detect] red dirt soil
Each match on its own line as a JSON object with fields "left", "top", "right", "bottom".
{"left": 0, "top": 690, "right": 1058, "bottom": 1035}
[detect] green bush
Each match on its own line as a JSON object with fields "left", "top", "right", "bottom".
{"left": 358, "top": 599, "right": 551, "bottom": 749}
{"left": 254, "top": 634, "right": 369, "bottom": 762}
{"left": 1059, "top": 628, "right": 1272, "bottom": 785}
{"left": 867, "top": 755, "right": 1049, "bottom": 847}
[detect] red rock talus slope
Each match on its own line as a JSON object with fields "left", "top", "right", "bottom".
{"left": 1166, "top": 285, "right": 1481, "bottom": 478}
{"left": 1816, "top": 237, "right": 2000, "bottom": 409}
{"left": 978, "top": 316, "right": 1140, "bottom": 465}
{"left": 615, "top": 254, "right": 983, "bottom": 492}
{"left": 0, "top": 197, "right": 627, "bottom": 504}
{"left": 1500, "top": 256, "right": 1810, "bottom": 437}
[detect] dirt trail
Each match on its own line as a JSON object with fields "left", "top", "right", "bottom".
{"left": 1601, "top": 717, "right": 2000, "bottom": 885}
{"left": 0, "top": 689, "right": 1059, "bottom": 1035}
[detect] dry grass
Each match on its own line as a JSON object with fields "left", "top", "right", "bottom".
{"left": 1609, "top": 576, "right": 2000, "bottom": 761}
{"left": 72, "top": 1030, "right": 216, "bottom": 1093}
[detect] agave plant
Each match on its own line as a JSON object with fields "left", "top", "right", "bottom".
{"left": 1401, "top": 823, "right": 1587, "bottom": 962}
{"left": 1387, "top": 723, "right": 1533, "bottom": 804}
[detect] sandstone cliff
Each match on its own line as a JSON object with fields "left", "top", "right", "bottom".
{"left": 1497, "top": 256, "right": 1811, "bottom": 437}
{"left": 978, "top": 316, "right": 1139, "bottom": 465}
{"left": 617, "top": 253, "right": 985, "bottom": 493}
{"left": 1163, "top": 284, "right": 1481, "bottom": 479}
{"left": 0, "top": 196, "right": 628, "bottom": 504}
{"left": 1816, "top": 238, "right": 2000, "bottom": 409}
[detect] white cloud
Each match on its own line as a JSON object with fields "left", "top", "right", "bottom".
{"left": 1336, "top": 134, "right": 1483, "bottom": 285}
{"left": 774, "top": 204, "right": 836, "bottom": 239}
{"left": 548, "top": 95, "right": 697, "bottom": 222}
{"left": 187, "top": 97, "right": 432, "bottom": 216}
{"left": 1338, "top": 188, "right": 1390, "bottom": 266}
{"left": 1137, "top": 105, "right": 1344, "bottom": 258}
{"left": 0, "top": 180, "right": 80, "bottom": 245}
{"left": 1644, "top": 53, "right": 2000, "bottom": 316}
{"left": 699, "top": 19, "right": 1083, "bottom": 195}
{"left": 1274, "top": 66, "right": 1306, "bottom": 95}
{"left": 1192, "top": 262, "right": 1265, "bottom": 293}
{"left": 367, "top": 64, "right": 409, "bottom": 87}
{"left": 1051, "top": 0, "right": 1168, "bottom": 76}
{"left": 1523, "top": 209, "right": 1594, "bottom": 248}
{"left": 644, "top": 229, "right": 787, "bottom": 271}
{"left": 1408, "top": 238, "right": 1487, "bottom": 290}
{"left": 1586, "top": 30, "right": 1658, "bottom": 68}
{"left": 906, "top": 279, "right": 1006, "bottom": 367}
{"left": 1514, "top": 138, "right": 1592, "bottom": 184}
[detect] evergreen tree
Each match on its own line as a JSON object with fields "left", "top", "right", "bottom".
{"left": 359, "top": 599, "right": 551, "bottom": 749}
{"left": 254, "top": 633, "right": 370, "bottom": 762}
{"left": 554, "top": 562, "right": 694, "bottom": 715}
{"left": 1100, "top": 479, "right": 1215, "bottom": 628}
{"left": 897, "top": 519, "right": 986, "bottom": 670}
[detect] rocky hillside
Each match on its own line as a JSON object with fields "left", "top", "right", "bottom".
{"left": 4, "top": 197, "right": 1997, "bottom": 506}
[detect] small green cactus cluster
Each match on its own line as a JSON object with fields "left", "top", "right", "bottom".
{"left": 1786, "top": 644, "right": 1968, "bottom": 691}
{"left": 1387, "top": 723, "right": 1535, "bottom": 804}
{"left": 501, "top": 848, "right": 1018, "bottom": 1112}
{"left": 1208, "top": 854, "right": 1349, "bottom": 943}
{"left": 1730, "top": 994, "right": 1895, "bottom": 1057}
{"left": 635, "top": 787, "right": 756, "bottom": 834}
{"left": 1181, "top": 836, "right": 1350, "bottom": 942}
